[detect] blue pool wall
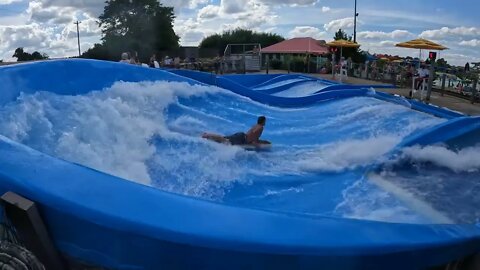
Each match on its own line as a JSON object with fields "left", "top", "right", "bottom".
{"left": 0, "top": 59, "right": 479, "bottom": 269}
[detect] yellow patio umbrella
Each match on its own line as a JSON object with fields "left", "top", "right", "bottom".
{"left": 396, "top": 38, "right": 448, "bottom": 51}
{"left": 396, "top": 38, "right": 448, "bottom": 99}
{"left": 396, "top": 38, "right": 448, "bottom": 62}
{"left": 326, "top": 39, "right": 361, "bottom": 60}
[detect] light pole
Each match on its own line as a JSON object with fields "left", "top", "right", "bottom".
{"left": 353, "top": 0, "right": 358, "bottom": 43}
{"left": 74, "top": 21, "right": 81, "bottom": 57}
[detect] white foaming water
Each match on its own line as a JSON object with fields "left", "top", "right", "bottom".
{"left": 401, "top": 145, "right": 480, "bottom": 172}
{"left": 293, "top": 136, "right": 401, "bottom": 172}
{"left": 335, "top": 178, "right": 430, "bottom": 224}
{"left": 0, "top": 80, "right": 322, "bottom": 199}
{"left": 0, "top": 81, "right": 220, "bottom": 186}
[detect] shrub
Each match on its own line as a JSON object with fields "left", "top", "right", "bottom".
{"left": 270, "top": 59, "right": 282, "bottom": 69}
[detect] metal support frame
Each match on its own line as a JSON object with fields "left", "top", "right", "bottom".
{"left": 1, "top": 192, "right": 65, "bottom": 270}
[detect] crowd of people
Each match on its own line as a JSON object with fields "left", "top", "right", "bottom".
{"left": 118, "top": 51, "right": 189, "bottom": 69}
{"left": 118, "top": 51, "right": 226, "bottom": 74}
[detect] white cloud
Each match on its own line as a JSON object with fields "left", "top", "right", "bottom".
{"left": 197, "top": 5, "right": 220, "bottom": 20}
{"left": 378, "top": 40, "right": 396, "bottom": 47}
{"left": 420, "top": 27, "right": 480, "bottom": 40}
{"left": 27, "top": 1, "right": 75, "bottom": 24}
{"left": 176, "top": 0, "right": 276, "bottom": 45}
{"left": 221, "top": 0, "right": 245, "bottom": 14}
{"left": 321, "top": 6, "right": 330, "bottom": 13}
{"left": 162, "top": 0, "right": 210, "bottom": 10}
{"left": 324, "top": 17, "right": 358, "bottom": 32}
{"left": 31, "top": 0, "right": 105, "bottom": 16}
{"left": 0, "top": 0, "right": 104, "bottom": 61}
{"left": 442, "top": 52, "right": 480, "bottom": 66}
{"left": 357, "top": 30, "right": 413, "bottom": 40}
{"left": 258, "top": 0, "right": 318, "bottom": 6}
{"left": 182, "top": 30, "right": 205, "bottom": 43}
{"left": 459, "top": 39, "right": 480, "bottom": 47}
{"left": 0, "top": 0, "right": 22, "bottom": 4}
{"left": 289, "top": 26, "right": 327, "bottom": 40}
{"left": 0, "top": 23, "right": 51, "bottom": 50}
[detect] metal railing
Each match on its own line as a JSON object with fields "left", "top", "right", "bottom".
{"left": 347, "top": 63, "right": 480, "bottom": 103}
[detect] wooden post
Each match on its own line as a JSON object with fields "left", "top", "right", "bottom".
{"left": 331, "top": 53, "right": 335, "bottom": 80}
{"left": 287, "top": 55, "right": 291, "bottom": 74}
{"left": 441, "top": 73, "right": 447, "bottom": 96}
{"left": 426, "top": 61, "right": 435, "bottom": 102}
{"left": 243, "top": 45, "right": 246, "bottom": 74}
{"left": 266, "top": 56, "right": 269, "bottom": 75}
{"left": 307, "top": 54, "right": 310, "bottom": 73}
{"left": 471, "top": 79, "right": 478, "bottom": 104}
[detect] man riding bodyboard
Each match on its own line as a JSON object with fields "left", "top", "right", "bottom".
{"left": 202, "top": 116, "right": 271, "bottom": 149}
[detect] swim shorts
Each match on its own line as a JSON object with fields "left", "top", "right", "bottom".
{"left": 224, "top": 132, "right": 247, "bottom": 145}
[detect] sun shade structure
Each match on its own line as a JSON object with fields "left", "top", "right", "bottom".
{"left": 396, "top": 38, "right": 448, "bottom": 100}
{"left": 326, "top": 39, "right": 361, "bottom": 48}
{"left": 395, "top": 38, "right": 448, "bottom": 50}
{"left": 325, "top": 39, "right": 361, "bottom": 82}
{"left": 261, "top": 37, "right": 329, "bottom": 55}
{"left": 326, "top": 39, "right": 361, "bottom": 59}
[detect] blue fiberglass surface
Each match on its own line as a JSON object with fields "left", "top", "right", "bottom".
{"left": 0, "top": 59, "right": 479, "bottom": 270}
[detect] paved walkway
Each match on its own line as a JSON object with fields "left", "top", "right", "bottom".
{"left": 260, "top": 70, "right": 480, "bottom": 116}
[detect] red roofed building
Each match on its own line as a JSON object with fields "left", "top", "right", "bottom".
{"left": 261, "top": 37, "right": 329, "bottom": 73}
{"left": 262, "top": 37, "right": 329, "bottom": 55}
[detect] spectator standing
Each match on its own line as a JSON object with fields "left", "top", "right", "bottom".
{"left": 149, "top": 54, "right": 158, "bottom": 68}
{"left": 130, "top": 51, "right": 139, "bottom": 65}
{"left": 119, "top": 52, "right": 130, "bottom": 63}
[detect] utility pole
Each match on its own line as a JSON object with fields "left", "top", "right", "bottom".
{"left": 74, "top": 21, "right": 81, "bottom": 57}
{"left": 353, "top": 0, "right": 358, "bottom": 43}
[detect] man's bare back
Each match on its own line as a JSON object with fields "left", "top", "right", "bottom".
{"left": 246, "top": 124, "right": 264, "bottom": 144}
{"left": 202, "top": 116, "right": 267, "bottom": 146}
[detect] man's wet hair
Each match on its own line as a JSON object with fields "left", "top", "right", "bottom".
{"left": 258, "top": 116, "right": 266, "bottom": 124}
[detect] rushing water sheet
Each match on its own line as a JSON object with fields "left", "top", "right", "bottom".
{"left": 1, "top": 80, "right": 478, "bottom": 225}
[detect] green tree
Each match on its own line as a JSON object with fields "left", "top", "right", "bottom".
{"left": 81, "top": 43, "right": 112, "bottom": 60}
{"left": 200, "top": 29, "right": 284, "bottom": 55}
{"left": 12, "top": 47, "right": 49, "bottom": 61}
{"left": 334, "top": 29, "right": 352, "bottom": 41}
{"left": 83, "top": 0, "right": 179, "bottom": 62}
{"left": 332, "top": 29, "right": 365, "bottom": 63}
{"left": 436, "top": 58, "right": 449, "bottom": 68}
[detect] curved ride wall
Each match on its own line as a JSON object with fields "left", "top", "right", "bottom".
{"left": 0, "top": 59, "right": 479, "bottom": 270}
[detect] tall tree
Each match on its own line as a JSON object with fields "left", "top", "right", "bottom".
{"left": 83, "top": 0, "right": 179, "bottom": 61}
{"left": 200, "top": 29, "right": 285, "bottom": 55}
{"left": 334, "top": 29, "right": 351, "bottom": 41}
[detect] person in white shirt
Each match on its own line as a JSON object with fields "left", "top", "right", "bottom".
{"left": 415, "top": 65, "right": 429, "bottom": 90}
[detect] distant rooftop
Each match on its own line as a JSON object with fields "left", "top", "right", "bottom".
{"left": 262, "top": 37, "right": 329, "bottom": 55}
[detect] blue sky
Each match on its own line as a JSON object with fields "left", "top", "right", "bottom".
{"left": 0, "top": 0, "right": 478, "bottom": 65}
